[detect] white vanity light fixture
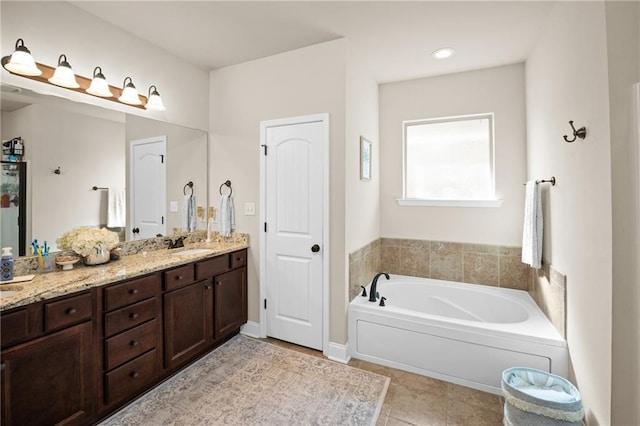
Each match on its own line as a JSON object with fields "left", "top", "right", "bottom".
{"left": 432, "top": 47, "right": 455, "bottom": 59}
{"left": 1, "top": 39, "right": 42, "bottom": 76}
{"left": 48, "top": 54, "right": 80, "bottom": 88}
{"left": 86, "top": 66, "right": 114, "bottom": 97}
{"left": 145, "top": 85, "right": 166, "bottom": 111}
{"left": 118, "top": 76, "right": 142, "bottom": 105}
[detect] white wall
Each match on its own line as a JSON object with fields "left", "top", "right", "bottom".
{"left": 379, "top": 63, "right": 526, "bottom": 246}
{"left": 606, "top": 2, "right": 640, "bottom": 425}
{"left": 526, "top": 3, "right": 612, "bottom": 424}
{"left": 346, "top": 43, "right": 380, "bottom": 253}
{"left": 209, "top": 40, "right": 348, "bottom": 343}
{"left": 1, "top": 1, "right": 209, "bottom": 131}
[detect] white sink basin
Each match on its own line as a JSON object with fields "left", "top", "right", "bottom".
{"left": 171, "top": 248, "right": 215, "bottom": 256}
{"left": 0, "top": 285, "right": 23, "bottom": 298}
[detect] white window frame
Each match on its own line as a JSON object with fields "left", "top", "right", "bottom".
{"left": 399, "top": 113, "right": 502, "bottom": 208}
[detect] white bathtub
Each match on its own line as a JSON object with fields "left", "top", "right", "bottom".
{"left": 348, "top": 274, "right": 568, "bottom": 395}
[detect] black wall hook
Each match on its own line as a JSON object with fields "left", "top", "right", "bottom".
{"left": 563, "top": 120, "right": 587, "bottom": 143}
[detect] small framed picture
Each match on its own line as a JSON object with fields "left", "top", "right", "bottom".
{"left": 360, "top": 136, "right": 372, "bottom": 181}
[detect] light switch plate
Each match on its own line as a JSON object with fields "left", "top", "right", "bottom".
{"left": 244, "top": 202, "right": 256, "bottom": 216}
{"left": 170, "top": 201, "right": 178, "bottom": 212}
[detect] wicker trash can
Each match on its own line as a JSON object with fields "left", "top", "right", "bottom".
{"left": 502, "top": 367, "right": 583, "bottom": 426}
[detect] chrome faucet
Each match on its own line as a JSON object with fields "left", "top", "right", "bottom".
{"left": 369, "top": 272, "right": 390, "bottom": 302}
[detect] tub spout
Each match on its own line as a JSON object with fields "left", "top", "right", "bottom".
{"left": 369, "top": 272, "right": 390, "bottom": 302}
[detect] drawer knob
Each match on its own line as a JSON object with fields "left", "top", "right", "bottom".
{"left": 66, "top": 308, "right": 77, "bottom": 315}
{"left": 130, "top": 371, "right": 139, "bottom": 378}
{"left": 130, "top": 340, "right": 139, "bottom": 347}
{"left": 204, "top": 285, "right": 211, "bottom": 290}
{"left": 129, "top": 312, "right": 139, "bottom": 320}
{"left": 176, "top": 275, "right": 183, "bottom": 280}
{"left": 129, "top": 288, "right": 138, "bottom": 295}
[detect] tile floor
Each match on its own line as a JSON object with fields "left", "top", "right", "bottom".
{"left": 261, "top": 338, "right": 504, "bottom": 426}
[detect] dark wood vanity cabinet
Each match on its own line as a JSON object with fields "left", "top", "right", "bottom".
{"left": 0, "top": 248, "right": 248, "bottom": 425}
{"left": 1, "top": 292, "right": 95, "bottom": 426}
{"left": 100, "top": 273, "right": 163, "bottom": 410}
{"left": 164, "top": 278, "right": 214, "bottom": 369}
{"left": 164, "top": 249, "right": 248, "bottom": 370}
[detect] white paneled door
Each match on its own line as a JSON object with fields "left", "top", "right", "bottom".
{"left": 130, "top": 136, "right": 167, "bottom": 240}
{"left": 263, "top": 117, "right": 325, "bottom": 351}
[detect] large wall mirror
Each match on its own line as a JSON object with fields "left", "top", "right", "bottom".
{"left": 0, "top": 85, "right": 208, "bottom": 256}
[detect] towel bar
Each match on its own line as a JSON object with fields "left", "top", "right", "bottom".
{"left": 523, "top": 177, "right": 556, "bottom": 186}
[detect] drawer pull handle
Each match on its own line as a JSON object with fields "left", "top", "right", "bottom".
{"left": 66, "top": 308, "right": 77, "bottom": 315}
{"left": 204, "top": 285, "right": 211, "bottom": 290}
{"left": 129, "top": 312, "right": 139, "bottom": 320}
{"left": 216, "top": 282, "right": 221, "bottom": 286}
{"left": 176, "top": 275, "right": 183, "bottom": 280}
{"left": 130, "top": 340, "right": 139, "bottom": 347}
{"left": 129, "top": 288, "right": 138, "bottom": 295}
{"left": 130, "top": 371, "right": 139, "bottom": 379}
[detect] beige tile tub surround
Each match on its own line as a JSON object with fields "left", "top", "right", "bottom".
{"left": 529, "top": 258, "right": 567, "bottom": 338}
{"left": 350, "top": 238, "right": 529, "bottom": 293}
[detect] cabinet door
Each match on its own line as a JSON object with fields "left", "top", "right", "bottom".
{"left": 163, "top": 280, "right": 213, "bottom": 369}
{"left": 214, "top": 268, "right": 247, "bottom": 338}
{"left": 1, "top": 321, "right": 93, "bottom": 426}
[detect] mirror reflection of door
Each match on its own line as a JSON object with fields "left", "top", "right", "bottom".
{"left": 1, "top": 161, "right": 26, "bottom": 255}
{"left": 129, "top": 137, "right": 167, "bottom": 240}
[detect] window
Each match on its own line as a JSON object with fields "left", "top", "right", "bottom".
{"left": 402, "top": 113, "right": 498, "bottom": 206}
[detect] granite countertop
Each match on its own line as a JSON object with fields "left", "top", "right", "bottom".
{"left": 0, "top": 240, "right": 249, "bottom": 312}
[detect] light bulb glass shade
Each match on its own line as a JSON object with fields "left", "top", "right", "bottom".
{"left": 48, "top": 54, "right": 80, "bottom": 88}
{"left": 118, "top": 77, "right": 142, "bottom": 105}
{"left": 86, "top": 66, "right": 114, "bottom": 97}
{"left": 145, "top": 85, "right": 166, "bottom": 111}
{"left": 3, "top": 39, "right": 42, "bottom": 76}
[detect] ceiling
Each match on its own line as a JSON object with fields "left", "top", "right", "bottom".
{"left": 73, "top": 1, "right": 554, "bottom": 83}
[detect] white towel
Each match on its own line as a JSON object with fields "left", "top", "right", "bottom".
{"left": 522, "top": 181, "right": 543, "bottom": 269}
{"left": 219, "top": 194, "right": 235, "bottom": 237}
{"left": 107, "top": 188, "right": 126, "bottom": 228}
{"left": 182, "top": 194, "right": 196, "bottom": 232}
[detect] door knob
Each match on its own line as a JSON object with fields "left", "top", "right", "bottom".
{"left": 311, "top": 244, "right": 320, "bottom": 253}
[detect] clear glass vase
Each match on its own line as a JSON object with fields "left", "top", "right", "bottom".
{"left": 84, "top": 247, "right": 110, "bottom": 266}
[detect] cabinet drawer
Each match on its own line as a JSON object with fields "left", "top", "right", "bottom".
{"left": 105, "top": 348, "right": 158, "bottom": 406}
{"left": 104, "top": 298, "right": 156, "bottom": 337}
{"left": 44, "top": 293, "right": 92, "bottom": 332}
{"left": 230, "top": 249, "right": 247, "bottom": 269}
{"left": 104, "top": 273, "right": 160, "bottom": 312}
{"left": 164, "top": 264, "right": 196, "bottom": 291}
{"left": 195, "top": 255, "right": 230, "bottom": 281}
{"left": 0, "top": 309, "right": 29, "bottom": 348}
{"left": 105, "top": 319, "right": 157, "bottom": 370}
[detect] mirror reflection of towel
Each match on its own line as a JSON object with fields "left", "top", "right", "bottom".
{"left": 182, "top": 194, "right": 196, "bottom": 232}
{"left": 219, "top": 194, "right": 235, "bottom": 237}
{"left": 107, "top": 188, "right": 126, "bottom": 228}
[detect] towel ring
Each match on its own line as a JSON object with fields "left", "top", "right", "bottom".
{"left": 219, "top": 180, "right": 232, "bottom": 196}
{"left": 183, "top": 181, "right": 193, "bottom": 196}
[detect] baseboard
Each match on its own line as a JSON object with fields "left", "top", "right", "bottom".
{"left": 240, "top": 321, "right": 261, "bottom": 338}
{"left": 326, "top": 341, "right": 351, "bottom": 364}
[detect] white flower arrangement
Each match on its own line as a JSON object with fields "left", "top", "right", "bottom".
{"left": 57, "top": 227, "right": 120, "bottom": 257}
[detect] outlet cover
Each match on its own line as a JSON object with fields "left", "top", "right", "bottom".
{"left": 244, "top": 202, "right": 256, "bottom": 216}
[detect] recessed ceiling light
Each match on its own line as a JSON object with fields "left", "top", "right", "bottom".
{"left": 432, "top": 48, "right": 455, "bottom": 59}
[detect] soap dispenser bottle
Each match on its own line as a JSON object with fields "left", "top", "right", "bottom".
{"left": 1, "top": 247, "right": 14, "bottom": 281}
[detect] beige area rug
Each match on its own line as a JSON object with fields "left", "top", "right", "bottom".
{"left": 100, "top": 335, "right": 390, "bottom": 426}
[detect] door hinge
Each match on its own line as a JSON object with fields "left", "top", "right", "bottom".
{"left": 264, "top": 299, "right": 267, "bottom": 309}
{"left": 264, "top": 222, "right": 267, "bottom": 232}
{"left": 261, "top": 144, "right": 267, "bottom": 155}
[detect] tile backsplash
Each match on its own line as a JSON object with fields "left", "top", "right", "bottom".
{"left": 529, "top": 259, "right": 566, "bottom": 337}
{"left": 349, "top": 237, "right": 529, "bottom": 300}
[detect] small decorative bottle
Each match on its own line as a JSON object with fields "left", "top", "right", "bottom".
{"left": 1, "top": 247, "right": 15, "bottom": 281}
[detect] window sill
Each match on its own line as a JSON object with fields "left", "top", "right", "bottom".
{"left": 396, "top": 198, "right": 503, "bottom": 208}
